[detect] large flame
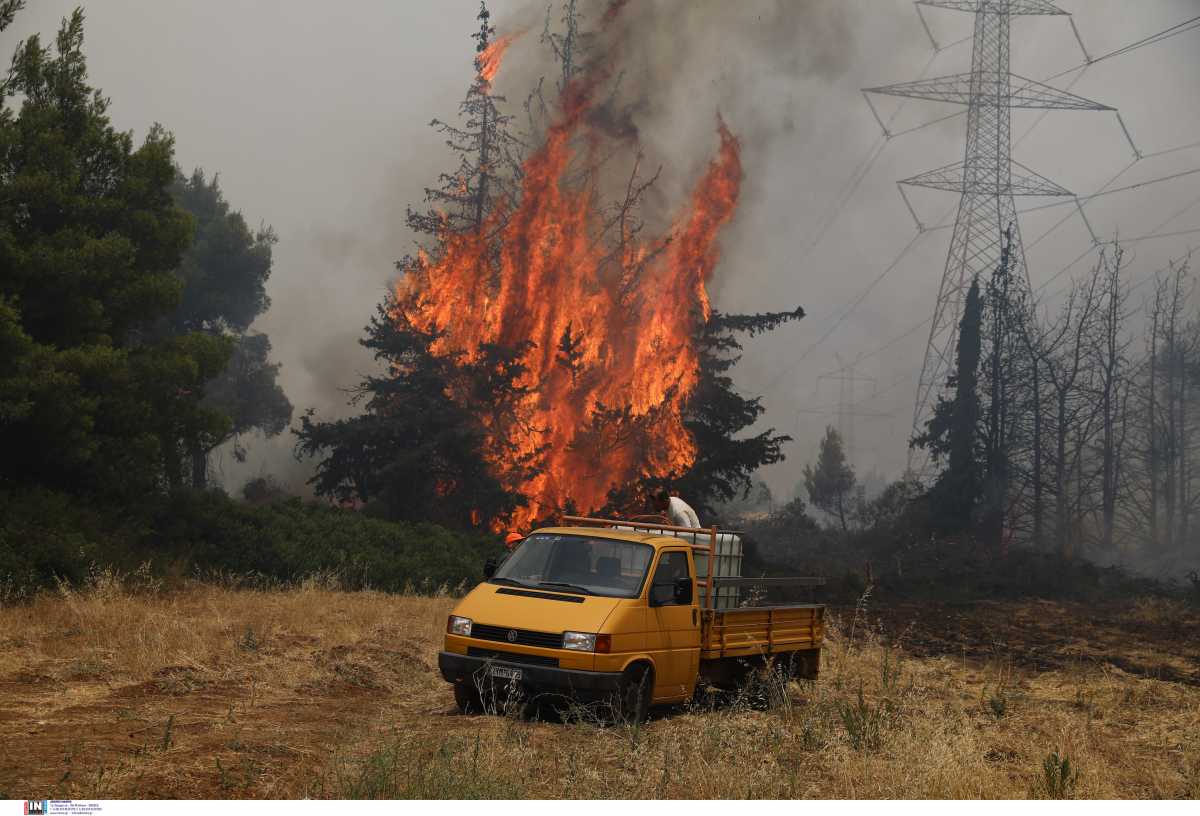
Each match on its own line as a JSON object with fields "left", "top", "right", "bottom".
{"left": 394, "top": 77, "right": 742, "bottom": 528}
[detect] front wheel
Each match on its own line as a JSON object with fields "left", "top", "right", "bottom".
{"left": 453, "top": 680, "right": 483, "bottom": 714}
{"left": 614, "top": 664, "right": 652, "bottom": 724}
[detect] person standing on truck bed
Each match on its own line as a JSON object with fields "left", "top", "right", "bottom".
{"left": 655, "top": 490, "right": 701, "bottom": 528}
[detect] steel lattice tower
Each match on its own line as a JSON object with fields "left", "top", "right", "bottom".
{"left": 864, "top": 0, "right": 1112, "bottom": 475}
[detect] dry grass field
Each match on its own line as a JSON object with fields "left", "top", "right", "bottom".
{"left": 1, "top": 574, "right": 1198, "bottom": 799}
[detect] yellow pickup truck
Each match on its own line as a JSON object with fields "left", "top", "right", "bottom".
{"left": 438, "top": 516, "right": 825, "bottom": 720}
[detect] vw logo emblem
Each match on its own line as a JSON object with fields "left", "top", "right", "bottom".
{"left": 506, "top": 629, "right": 518, "bottom": 643}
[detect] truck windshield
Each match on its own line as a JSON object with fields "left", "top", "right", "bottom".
{"left": 493, "top": 533, "right": 654, "bottom": 598}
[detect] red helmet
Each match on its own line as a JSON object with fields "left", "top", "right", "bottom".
{"left": 504, "top": 531, "right": 523, "bottom": 550}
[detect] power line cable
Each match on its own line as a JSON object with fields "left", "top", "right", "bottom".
{"left": 1141, "top": 138, "right": 1200, "bottom": 160}
{"left": 761, "top": 232, "right": 925, "bottom": 392}
{"left": 757, "top": 12, "right": 1200, "bottom": 395}
{"left": 920, "top": 165, "right": 1200, "bottom": 232}
{"left": 795, "top": 46, "right": 949, "bottom": 267}
{"left": 1041, "top": 14, "right": 1200, "bottom": 83}
{"left": 1024, "top": 159, "right": 1139, "bottom": 252}
{"left": 884, "top": 14, "right": 1200, "bottom": 150}
{"left": 1037, "top": 220, "right": 1200, "bottom": 300}
{"left": 793, "top": 161, "right": 1200, "bottom": 388}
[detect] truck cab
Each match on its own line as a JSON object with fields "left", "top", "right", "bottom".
{"left": 438, "top": 517, "right": 824, "bottom": 720}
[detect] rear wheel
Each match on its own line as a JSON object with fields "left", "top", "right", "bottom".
{"left": 453, "top": 680, "right": 483, "bottom": 714}
{"left": 788, "top": 648, "right": 820, "bottom": 681}
{"left": 615, "top": 664, "right": 652, "bottom": 724}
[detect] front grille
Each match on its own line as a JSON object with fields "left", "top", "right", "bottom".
{"left": 468, "top": 647, "right": 560, "bottom": 668}
{"left": 472, "top": 623, "right": 562, "bottom": 649}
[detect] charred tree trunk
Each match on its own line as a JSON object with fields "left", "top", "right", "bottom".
{"left": 475, "top": 102, "right": 489, "bottom": 229}
{"left": 1055, "top": 390, "right": 1069, "bottom": 559}
{"left": 1166, "top": 326, "right": 1177, "bottom": 552}
{"left": 983, "top": 228, "right": 1014, "bottom": 552}
{"left": 1181, "top": 352, "right": 1190, "bottom": 549}
{"left": 1095, "top": 247, "right": 1130, "bottom": 553}
{"left": 1101, "top": 378, "right": 1116, "bottom": 550}
{"left": 1148, "top": 303, "right": 1160, "bottom": 552}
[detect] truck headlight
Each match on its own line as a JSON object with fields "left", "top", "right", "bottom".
{"left": 562, "top": 631, "right": 611, "bottom": 653}
{"left": 447, "top": 615, "right": 472, "bottom": 636}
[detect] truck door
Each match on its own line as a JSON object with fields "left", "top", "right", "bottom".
{"left": 648, "top": 549, "right": 700, "bottom": 699}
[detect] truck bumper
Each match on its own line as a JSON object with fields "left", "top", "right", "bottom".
{"left": 438, "top": 651, "right": 623, "bottom": 699}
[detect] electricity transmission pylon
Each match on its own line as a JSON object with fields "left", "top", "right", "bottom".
{"left": 864, "top": 0, "right": 1113, "bottom": 476}
{"left": 817, "top": 355, "right": 878, "bottom": 468}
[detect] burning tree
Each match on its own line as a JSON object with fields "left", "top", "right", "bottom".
{"left": 298, "top": 2, "right": 802, "bottom": 528}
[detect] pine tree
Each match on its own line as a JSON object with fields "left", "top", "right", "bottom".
{"left": 407, "top": 2, "right": 522, "bottom": 239}
{"left": 670, "top": 308, "right": 804, "bottom": 519}
{"left": 979, "top": 226, "right": 1029, "bottom": 549}
{"left": 803, "top": 426, "right": 856, "bottom": 532}
{"left": 0, "top": 10, "right": 224, "bottom": 499}
{"left": 294, "top": 308, "right": 525, "bottom": 527}
{"left": 915, "top": 277, "right": 984, "bottom": 534}
{"left": 168, "top": 169, "right": 292, "bottom": 487}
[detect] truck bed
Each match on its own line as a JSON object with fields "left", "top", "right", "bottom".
{"left": 700, "top": 603, "right": 824, "bottom": 660}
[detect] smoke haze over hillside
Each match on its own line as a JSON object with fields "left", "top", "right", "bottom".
{"left": 7, "top": 0, "right": 1199, "bottom": 504}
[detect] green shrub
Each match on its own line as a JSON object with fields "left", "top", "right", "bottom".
{"left": 0, "top": 489, "right": 119, "bottom": 598}
{"left": 986, "top": 690, "right": 1007, "bottom": 719}
{"left": 1033, "top": 750, "right": 1080, "bottom": 799}
{"left": 0, "top": 487, "right": 500, "bottom": 598}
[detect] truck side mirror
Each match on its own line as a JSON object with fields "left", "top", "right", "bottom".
{"left": 673, "top": 577, "right": 693, "bottom": 605}
{"left": 483, "top": 556, "right": 497, "bottom": 579}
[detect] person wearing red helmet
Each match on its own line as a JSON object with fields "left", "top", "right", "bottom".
{"left": 504, "top": 531, "right": 524, "bottom": 551}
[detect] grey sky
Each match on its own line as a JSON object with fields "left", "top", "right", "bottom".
{"left": 6, "top": 1, "right": 1200, "bottom": 502}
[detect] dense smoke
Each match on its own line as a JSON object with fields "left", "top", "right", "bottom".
{"left": 11, "top": 1, "right": 1197, "bottom": 538}
{"left": 256, "top": 0, "right": 869, "bottom": 496}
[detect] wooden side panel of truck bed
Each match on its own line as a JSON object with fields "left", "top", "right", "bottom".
{"left": 700, "top": 604, "right": 824, "bottom": 660}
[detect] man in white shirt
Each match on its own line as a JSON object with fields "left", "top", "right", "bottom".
{"left": 655, "top": 490, "right": 701, "bottom": 528}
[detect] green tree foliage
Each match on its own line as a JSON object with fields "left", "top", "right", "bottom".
{"left": 914, "top": 277, "right": 984, "bottom": 533}
{"left": 0, "top": 10, "right": 228, "bottom": 497}
{"left": 0, "top": 487, "right": 499, "bottom": 598}
{"left": 0, "top": 296, "right": 40, "bottom": 422}
{"left": 853, "top": 474, "right": 923, "bottom": 532}
{"left": 294, "top": 308, "right": 526, "bottom": 528}
{"left": 148, "top": 490, "right": 499, "bottom": 591}
{"left": 199, "top": 333, "right": 292, "bottom": 466}
{"left": 756, "top": 495, "right": 820, "bottom": 539}
{"left": 673, "top": 308, "right": 804, "bottom": 518}
{"left": 169, "top": 169, "right": 275, "bottom": 334}
{"left": 0, "top": 1, "right": 23, "bottom": 35}
{"left": 803, "top": 426, "right": 856, "bottom": 531}
{"left": 168, "top": 169, "right": 292, "bottom": 486}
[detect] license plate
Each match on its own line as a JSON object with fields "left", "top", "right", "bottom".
{"left": 489, "top": 665, "right": 522, "bottom": 682}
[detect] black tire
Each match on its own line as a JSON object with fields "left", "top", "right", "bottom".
{"left": 615, "top": 664, "right": 652, "bottom": 724}
{"left": 790, "top": 648, "right": 820, "bottom": 681}
{"left": 454, "top": 680, "right": 483, "bottom": 714}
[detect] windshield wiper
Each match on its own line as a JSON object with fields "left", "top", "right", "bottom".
{"left": 490, "top": 577, "right": 535, "bottom": 589}
{"left": 536, "top": 581, "right": 594, "bottom": 596}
